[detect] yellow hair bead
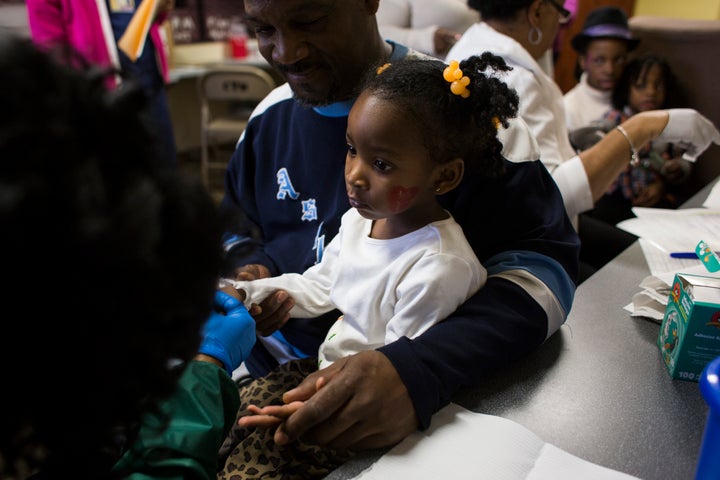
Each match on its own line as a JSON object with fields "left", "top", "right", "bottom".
{"left": 492, "top": 116, "right": 501, "bottom": 130}
{"left": 443, "top": 60, "right": 460, "bottom": 82}
{"left": 444, "top": 60, "right": 470, "bottom": 98}
{"left": 376, "top": 63, "right": 391, "bottom": 75}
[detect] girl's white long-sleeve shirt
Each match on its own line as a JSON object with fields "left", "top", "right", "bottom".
{"left": 236, "top": 208, "right": 486, "bottom": 368}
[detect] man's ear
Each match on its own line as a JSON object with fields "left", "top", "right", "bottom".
{"left": 432, "top": 158, "right": 464, "bottom": 195}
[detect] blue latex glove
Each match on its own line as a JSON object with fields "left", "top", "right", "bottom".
{"left": 198, "top": 290, "right": 256, "bottom": 374}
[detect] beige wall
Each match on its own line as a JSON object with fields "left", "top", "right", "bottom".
{"left": 634, "top": 0, "right": 720, "bottom": 19}
{"left": 0, "top": 2, "right": 30, "bottom": 38}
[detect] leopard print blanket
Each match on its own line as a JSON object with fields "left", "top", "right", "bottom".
{"left": 217, "top": 357, "right": 354, "bottom": 479}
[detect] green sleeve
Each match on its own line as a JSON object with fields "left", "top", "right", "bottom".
{"left": 113, "top": 360, "right": 240, "bottom": 480}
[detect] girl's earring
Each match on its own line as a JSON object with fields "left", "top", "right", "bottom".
{"left": 435, "top": 186, "right": 442, "bottom": 193}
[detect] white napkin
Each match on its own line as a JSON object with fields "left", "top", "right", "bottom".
{"left": 350, "top": 403, "right": 639, "bottom": 480}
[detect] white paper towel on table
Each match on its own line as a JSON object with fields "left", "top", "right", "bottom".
{"left": 350, "top": 403, "right": 639, "bottom": 480}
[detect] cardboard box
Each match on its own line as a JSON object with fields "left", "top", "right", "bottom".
{"left": 658, "top": 273, "right": 720, "bottom": 381}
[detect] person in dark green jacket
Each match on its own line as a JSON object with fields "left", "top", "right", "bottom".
{"left": 0, "top": 33, "right": 255, "bottom": 480}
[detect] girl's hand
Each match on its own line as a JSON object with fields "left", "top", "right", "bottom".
{"left": 238, "top": 375, "right": 327, "bottom": 444}
{"left": 229, "top": 265, "right": 291, "bottom": 335}
{"left": 662, "top": 158, "right": 690, "bottom": 183}
{"left": 633, "top": 180, "right": 665, "bottom": 207}
{"left": 237, "top": 401, "right": 305, "bottom": 429}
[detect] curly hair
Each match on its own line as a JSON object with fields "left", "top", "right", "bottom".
{"left": 362, "top": 52, "right": 519, "bottom": 178}
{"left": 0, "top": 35, "right": 224, "bottom": 479}
{"left": 610, "top": 54, "right": 680, "bottom": 112}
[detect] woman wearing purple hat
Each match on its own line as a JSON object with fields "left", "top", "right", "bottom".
{"left": 563, "top": 6, "right": 640, "bottom": 131}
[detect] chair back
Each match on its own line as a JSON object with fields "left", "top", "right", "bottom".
{"left": 196, "top": 66, "right": 277, "bottom": 189}
{"left": 199, "top": 66, "right": 277, "bottom": 103}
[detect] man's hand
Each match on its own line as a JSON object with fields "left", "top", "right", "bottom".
{"left": 249, "top": 290, "right": 294, "bottom": 336}
{"left": 434, "top": 27, "right": 461, "bottom": 57}
{"left": 276, "top": 350, "right": 419, "bottom": 450}
{"left": 232, "top": 263, "right": 271, "bottom": 281}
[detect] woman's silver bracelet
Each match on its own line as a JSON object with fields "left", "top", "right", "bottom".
{"left": 615, "top": 125, "right": 640, "bottom": 167}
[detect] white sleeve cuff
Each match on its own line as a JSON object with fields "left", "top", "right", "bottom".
{"left": 551, "top": 155, "right": 593, "bottom": 221}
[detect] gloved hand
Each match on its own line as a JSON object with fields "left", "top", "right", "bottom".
{"left": 657, "top": 109, "right": 720, "bottom": 161}
{"left": 198, "top": 290, "right": 256, "bottom": 374}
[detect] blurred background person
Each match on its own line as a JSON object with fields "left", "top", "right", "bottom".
{"left": 447, "top": 0, "right": 720, "bottom": 280}
{"left": 563, "top": 6, "right": 639, "bottom": 132}
{"left": 583, "top": 54, "right": 692, "bottom": 225}
{"left": 26, "top": 0, "right": 178, "bottom": 167}
{"left": 377, "top": 0, "right": 479, "bottom": 58}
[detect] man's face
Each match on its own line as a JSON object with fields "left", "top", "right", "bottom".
{"left": 579, "top": 38, "right": 629, "bottom": 91}
{"left": 243, "top": 0, "right": 380, "bottom": 106}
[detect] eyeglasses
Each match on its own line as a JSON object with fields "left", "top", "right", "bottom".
{"left": 546, "top": 0, "right": 571, "bottom": 24}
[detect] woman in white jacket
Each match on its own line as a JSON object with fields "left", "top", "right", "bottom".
{"left": 447, "top": 0, "right": 719, "bottom": 277}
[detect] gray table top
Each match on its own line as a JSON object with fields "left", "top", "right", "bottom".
{"left": 328, "top": 179, "right": 718, "bottom": 480}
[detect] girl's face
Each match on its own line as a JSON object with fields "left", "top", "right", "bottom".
{"left": 628, "top": 64, "right": 666, "bottom": 112}
{"left": 345, "top": 91, "right": 442, "bottom": 224}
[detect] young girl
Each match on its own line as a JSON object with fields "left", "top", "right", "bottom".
{"left": 590, "top": 54, "right": 691, "bottom": 224}
{"left": 217, "top": 53, "right": 519, "bottom": 479}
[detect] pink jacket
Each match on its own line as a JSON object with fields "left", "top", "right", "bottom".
{"left": 26, "top": 0, "right": 170, "bottom": 87}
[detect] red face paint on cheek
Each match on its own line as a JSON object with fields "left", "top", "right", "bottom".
{"left": 387, "top": 186, "right": 419, "bottom": 213}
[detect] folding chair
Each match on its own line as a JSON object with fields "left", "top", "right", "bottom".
{"left": 197, "top": 66, "right": 277, "bottom": 189}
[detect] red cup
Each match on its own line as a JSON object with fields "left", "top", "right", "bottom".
{"left": 230, "top": 35, "right": 248, "bottom": 59}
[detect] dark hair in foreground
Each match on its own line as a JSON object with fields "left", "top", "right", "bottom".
{"left": 0, "top": 35, "right": 223, "bottom": 478}
{"left": 363, "top": 52, "right": 519, "bottom": 177}
{"left": 611, "top": 53, "right": 680, "bottom": 111}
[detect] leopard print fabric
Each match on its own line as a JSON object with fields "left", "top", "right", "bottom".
{"left": 217, "top": 357, "right": 354, "bottom": 479}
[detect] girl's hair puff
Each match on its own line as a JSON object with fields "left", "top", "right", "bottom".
{"left": 362, "top": 52, "right": 519, "bottom": 178}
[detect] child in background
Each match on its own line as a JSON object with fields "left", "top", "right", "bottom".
{"left": 217, "top": 53, "right": 520, "bottom": 480}
{"left": 589, "top": 54, "right": 691, "bottom": 225}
